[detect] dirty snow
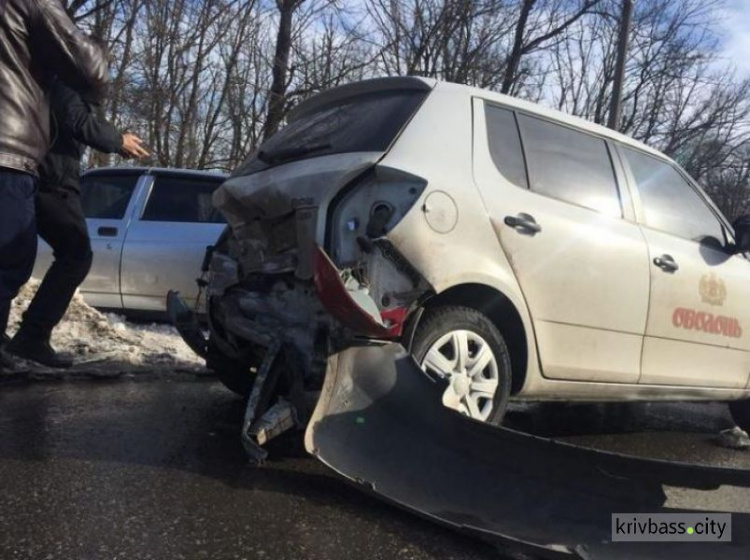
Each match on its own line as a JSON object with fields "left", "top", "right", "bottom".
{"left": 4, "top": 278, "right": 205, "bottom": 377}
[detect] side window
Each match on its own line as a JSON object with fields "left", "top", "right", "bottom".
{"left": 485, "top": 104, "right": 528, "bottom": 189}
{"left": 79, "top": 174, "right": 139, "bottom": 219}
{"left": 517, "top": 114, "right": 622, "bottom": 217}
{"left": 141, "top": 176, "right": 226, "bottom": 224}
{"left": 621, "top": 147, "right": 724, "bottom": 242}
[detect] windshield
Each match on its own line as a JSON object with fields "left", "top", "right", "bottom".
{"left": 233, "top": 89, "right": 428, "bottom": 177}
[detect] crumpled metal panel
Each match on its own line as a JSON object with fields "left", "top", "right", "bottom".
{"left": 305, "top": 343, "right": 750, "bottom": 559}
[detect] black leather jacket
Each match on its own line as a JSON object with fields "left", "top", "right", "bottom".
{"left": 39, "top": 80, "right": 123, "bottom": 192}
{"left": 0, "top": 0, "right": 108, "bottom": 175}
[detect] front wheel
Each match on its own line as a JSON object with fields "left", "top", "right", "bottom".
{"left": 411, "top": 306, "right": 512, "bottom": 426}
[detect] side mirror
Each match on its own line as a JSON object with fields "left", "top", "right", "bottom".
{"left": 732, "top": 215, "right": 750, "bottom": 254}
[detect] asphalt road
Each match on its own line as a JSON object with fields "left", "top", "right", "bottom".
{"left": 0, "top": 376, "right": 501, "bottom": 560}
{"left": 1, "top": 375, "right": 749, "bottom": 560}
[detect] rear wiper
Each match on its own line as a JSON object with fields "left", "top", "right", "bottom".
{"left": 257, "top": 143, "right": 332, "bottom": 164}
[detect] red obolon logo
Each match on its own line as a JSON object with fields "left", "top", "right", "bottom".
{"left": 672, "top": 308, "right": 742, "bottom": 338}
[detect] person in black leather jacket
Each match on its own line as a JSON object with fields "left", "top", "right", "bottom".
{"left": 5, "top": 80, "right": 149, "bottom": 368}
{"left": 0, "top": 0, "right": 108, "bottom": 371}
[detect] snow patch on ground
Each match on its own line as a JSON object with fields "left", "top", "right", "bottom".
{"left": 5, "top": 279, "right": 205, "bottom": 376}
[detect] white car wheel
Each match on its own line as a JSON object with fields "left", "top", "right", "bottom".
{"left": 421, "top": 329, "right": 500, "bottom": 422}
{"left": 411, "top": 305, "right": 512, "bottom": 426}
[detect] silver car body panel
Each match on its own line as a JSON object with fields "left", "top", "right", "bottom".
{"left": 376, "top": 82, "right": 750, "bottom": 401}
{"left": 120, "top": 174, "right": 225, "bottom": 311}
{"left": 33, "top": 167, "right": 227, "bottom": 313}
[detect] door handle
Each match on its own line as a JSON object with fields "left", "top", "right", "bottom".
{"left": 98, "top": 226, "right": 118, "bottom": 237}
{"left": 504, "top": 213, "right": 541, "bottom": 234}
{"left": 653, "top": 254, "right": 679, "bottom": 273}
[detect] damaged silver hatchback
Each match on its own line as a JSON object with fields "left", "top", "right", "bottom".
{"left": 191, "top": 77, "right": 517, "bottom": 424}
{"left": 169, "top": 77, "right": 750, "bottom": 558}
{"left": 176, "top": 76, "right": 750, "bottom": 429}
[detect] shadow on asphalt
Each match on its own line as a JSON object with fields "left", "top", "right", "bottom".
{"left": 504, "top": 399, "right": 737, "bottom": 437}
{"left": 0, "top": 377, "right": 505, "bottom": 559}
{"left": 0, "top": 375, "right": 747, "bottom": 559}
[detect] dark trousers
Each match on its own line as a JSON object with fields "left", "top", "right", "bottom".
{"left": 19, "top": 187, "right": 93, "bottom": 341}
{"left": 0, "top": 170, "right": 37, "bottom": 337}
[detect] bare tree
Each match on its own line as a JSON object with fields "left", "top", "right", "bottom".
{"left": 366, "top": 0, "right": 514, "bottom": 89}
{"left": 262, "top": 0, "right": 307, "bottom": 139}
{"left": 65, "top": 0, "right": 748, "bottom": 216}
{"left": 500, "top": 0, "right": 602, "bottom": 94}
{"left": 63, "top": 0, "right": 118, "bottom": 21}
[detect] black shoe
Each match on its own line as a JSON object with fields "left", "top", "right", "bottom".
{"left": 5, "top": 334, "right": 74, "bottom": 369}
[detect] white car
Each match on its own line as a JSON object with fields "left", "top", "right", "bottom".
{"left": 34, "top": 167, "right": 227, "bottom": 316}
{"left": 186, "top": 77, "right": 750, "bottom": 431}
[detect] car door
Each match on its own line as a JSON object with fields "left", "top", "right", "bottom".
{"left": 68, "top": 171, "right": 144, "bottom": 309}
{"left": 472, "top": 100, "right": 651, "bottom": 383}
{"left": 619, "top": 146, "right": 750, "bottom": 389}
{"left": 119, "top": 173, "right": 227, "bottom": 312}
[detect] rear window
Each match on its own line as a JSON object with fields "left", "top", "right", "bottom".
{"left": 233, "top": 89, "right": 428, "bottom": 177}
{"left": 80, "top": 174, "right": 139, "bottom": 219}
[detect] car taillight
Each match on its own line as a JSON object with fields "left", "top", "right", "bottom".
{"left": 313, "top": 246, "right": 407, "bottom": 339}
{"left": 328, "top": 167, "right": 427, "bottom": 267}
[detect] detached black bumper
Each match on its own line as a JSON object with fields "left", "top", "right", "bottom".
{"left": 306, "top": 343, "right": 750, "bottom": 559}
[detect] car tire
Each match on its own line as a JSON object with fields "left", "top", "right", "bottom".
{"left": 411, "top": 306, "right": 512, "bottom": 426}
{"left": 729, "top": 399, "right": 750, "bottom": 433}
{"left": 214, "top": 364, "right": 255, "bottom": 398}
{"left": 206, "top": 342, "right": 258, "bottom": 398}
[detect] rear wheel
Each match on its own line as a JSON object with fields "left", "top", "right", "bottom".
{"left": 411, "top": 306, "right": 512, "bottom": 426}
{"left": 729, "top": 399, "right": 750, "bottom": 433}
{"left": 206, "top": 340, "right": 259, "bottom": 398}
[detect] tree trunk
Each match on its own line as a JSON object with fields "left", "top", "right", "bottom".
{"left": 501, "top": 0, "right": 535, "bottom": 94}
{"left": 262, "top": 0, "right": 300, "bottom": 141}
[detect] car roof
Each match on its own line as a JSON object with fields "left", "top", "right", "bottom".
{"left": 432, "top": 80, "right": 665, "bottom": 159}
{"left": 83, "top": 166, "right": 228, "bottom": 179}
{"left": 293, "top": 76, "right": 665, "bottom": 161}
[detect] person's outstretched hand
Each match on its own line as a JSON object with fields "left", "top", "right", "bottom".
{"left": 120, "top": 133, "right": 150, "bottom": 159}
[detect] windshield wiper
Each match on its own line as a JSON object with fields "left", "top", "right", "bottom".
{"left": 257, "top": 143, "right": 332, "bottom": 165}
